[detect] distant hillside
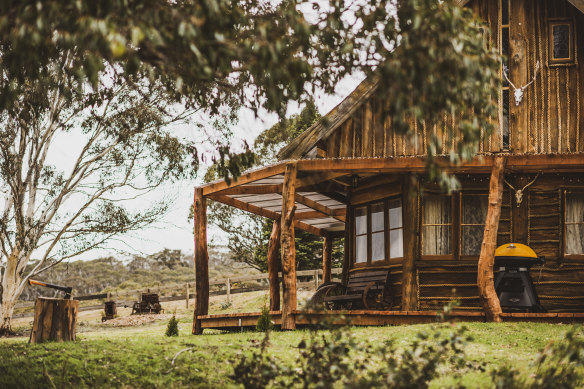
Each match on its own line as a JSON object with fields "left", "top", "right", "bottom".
{"left": 20, "top": 246, "right": 259, "bottom": 301}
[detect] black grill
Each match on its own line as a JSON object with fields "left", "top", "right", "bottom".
{"left": 494, "top": 255, "right": 546, "bottom": 313}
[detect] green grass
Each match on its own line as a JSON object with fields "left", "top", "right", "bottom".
{"left": 0, "top": 316, "right": 579, "bottom": 389}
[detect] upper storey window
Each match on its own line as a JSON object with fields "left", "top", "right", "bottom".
{"left": 549, "top": 19, "right": 575, "bottom": 66}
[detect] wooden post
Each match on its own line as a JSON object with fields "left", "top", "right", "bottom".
{"left": 29, "top": 298, "right": 78, "bottom": 343}
{"left": 478, "top": 156, "right": 506, "bottom": 322}
{"left": 267, "top": 220, "right": 281, "bottom": 311}
{"left": 186, "top": 283, "right": 189, "bottom": 309}
{"left": 401, "top": 175, "right": 419, "bottom": 311}
{"left": 341, "top": 207, "right": 352, "bottom": 285}
{"left": 314, "top": 269, "right": 319, "bottom": 288}
{"left": 226, "top": 278, "right": 231, "bottom": 304}
{"left": 322, "top": 236, "right": 333, "bottom": 284}
{"left": 281, "top": 163, "right": 297, "bottom": 330}
{"left": 192, "top": 187, "right": 209, "bottom": 335}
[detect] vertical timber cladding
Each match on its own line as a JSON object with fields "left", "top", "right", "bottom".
{"left": 475, "top": 0, "right": 584, "bottom": 153}
{"left": 319, "top": 0, "right": 584, "bottom": 158}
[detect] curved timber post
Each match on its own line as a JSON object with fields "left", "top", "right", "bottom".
{"left": 267, "top": 219, "right": 281, "bottom": 311}
{"left": 478, "top": 156, "right": 506, "bottom": 322}
{"left": 322, "top": 236, "right": 333, "bottom": 284}
{"left": 192, "top": 187, "right": 209, "bottom": 335}
{"left": 281, "top": 163, "right": 297, "bottom": 330}
{"left": 401, "top": 174, "right": 419, "bottom": 311}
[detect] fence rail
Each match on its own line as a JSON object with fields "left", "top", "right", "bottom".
{"left": 15, "top": 268, "right": 342, "bottom": 314}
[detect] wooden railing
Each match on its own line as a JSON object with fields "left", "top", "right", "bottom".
{"left": 14, "top": 268, "right": 342, "bottom": 316}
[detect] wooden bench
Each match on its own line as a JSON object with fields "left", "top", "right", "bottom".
{"left": 322, "top": 270, "right": 392, "bottom": 310}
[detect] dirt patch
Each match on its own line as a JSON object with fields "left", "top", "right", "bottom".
{"left": 100, "top": 314, "right": 173, "bottom": 327}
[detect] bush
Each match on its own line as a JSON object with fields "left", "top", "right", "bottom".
{"left": 230, "top": 332, "right": 280, "bottom": 389}
{"left": 256, "top": 304, "right": 273, "bottom": 332}
{"left": 165, "top": 315, "right": 179, "bottom": 337}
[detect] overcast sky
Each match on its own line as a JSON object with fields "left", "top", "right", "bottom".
{"left": 69, "top": 74, "right": 363, "bottom": 261}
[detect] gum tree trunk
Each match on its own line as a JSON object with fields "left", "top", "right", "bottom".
{"left": 477, "top": 156, "right": 506, "bottom": 322}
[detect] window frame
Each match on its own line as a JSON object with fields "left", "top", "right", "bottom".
{"left": 420, "top": 190, "right": 508, "bottom": 261}
{"left": 548, "top": 18, "right": 576, "bottom": 66}
{"left": 459, "top": 192, "right": 489, "bottom": 260}
{"left": 421, "top": 193, "right": 456, "bottom": 260}
{"left": 352, "top": 196, "right": 404, "bottom": 268}
{"left": 563, "top": 189, "right": 584, "bottom": 259}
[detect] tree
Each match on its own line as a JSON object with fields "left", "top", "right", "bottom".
{"left": 206, "top": 100, "right": 343, "bottom": 272}
{"left": 0, "top": 0, "right": 500, "bottom": 334}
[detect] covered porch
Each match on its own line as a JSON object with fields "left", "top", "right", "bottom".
{"left": 192, "top": 155, "right": 584, "bottom": 333}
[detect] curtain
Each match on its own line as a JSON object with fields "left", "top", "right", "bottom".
{"left": 461, "top": 195, "right": 488, "bottom": 256}
{"left": 566, "top": 194, "right": 584, "bottom": 255}
{"left": 423, "top": 195, "right": 451, "bottom": 255}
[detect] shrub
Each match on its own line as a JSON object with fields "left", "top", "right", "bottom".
{"left": 230, "top": 332, "right": 280, "bottom": 389}
{"left": 165, "top": 315, "right": 179, "bottom": 337}
{"left": 256, "top": 304, "right": 273, "bottom": 332}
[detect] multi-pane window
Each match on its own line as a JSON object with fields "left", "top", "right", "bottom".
{"left": 461, "top": 194, "right": 488, "bottom": 256}
{"left": 422, "top": 194, "right": 452, "bottom": 256}
{"left": 549, "top": 20, "right": 574, "bottom": 65}
{"left": 353, "top": 198, "right": 403, "bottom": 265}
{"left": 565, "top": 192, "right": 584, "bottom": 256}
{"left": 355, "top": 207, "right": 368, "bottom": 263}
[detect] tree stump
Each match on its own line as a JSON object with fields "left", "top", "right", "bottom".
{"left": 29, "top": 298, "right": 78, "bottom": 343}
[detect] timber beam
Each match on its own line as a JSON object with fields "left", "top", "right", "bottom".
{"left": 208, "top": 193, "right": 329, "bottom": 237}
{"left": 295, "top": 193, "right": 346, "bottom": 222}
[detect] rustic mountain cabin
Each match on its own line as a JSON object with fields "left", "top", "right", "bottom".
{"left": 192, "top": 0, "right": 584, "bottom": 333}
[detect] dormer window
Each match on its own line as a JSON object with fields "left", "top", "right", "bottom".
{"left": 549, "top": 19, "right": 575, "bottom": 65}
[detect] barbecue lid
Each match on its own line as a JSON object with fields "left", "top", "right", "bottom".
{"left": 495, "top": 243, "right": 538, "bottom": 259}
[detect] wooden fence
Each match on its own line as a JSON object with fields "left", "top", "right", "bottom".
{"left": 14, "top": 268, "right": 342, "bottom": 317}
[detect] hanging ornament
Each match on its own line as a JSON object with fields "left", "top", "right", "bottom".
{"left": 504, "top": 61, "right": 540, "bottom": 106}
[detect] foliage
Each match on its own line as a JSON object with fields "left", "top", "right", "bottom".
{"left": 255, "top": 303, "right": 274, "bottom": 332}
{"left": 1, "top": 320, "right": 583, "bottom": 388}
{"left": 165, "top": 315, "right": 179, "bottom": 337}
{"left": 491, "top": 326, "right": 584, "bottom": 389}
{"left": 230, "top": 331, "right": 280, "bottom": 389}
{"left": 205, "top": 102, "right": 343, "bottom": 272}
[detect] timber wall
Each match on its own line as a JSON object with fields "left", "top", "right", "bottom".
{"left": 319, "top": 0, "right": 584, "bottom": 158}
{"left": 347, "top": 173, "right": 584, "bottom": 312}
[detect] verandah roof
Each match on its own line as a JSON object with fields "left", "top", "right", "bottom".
{"left": 199, "top": 154, "right": 584, "bottom": 237}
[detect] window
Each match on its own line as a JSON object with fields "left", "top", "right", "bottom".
{"left": 461, "top": 194, "right": 488, "bottom": 256}
{"left": 422, "top": 194, "right": 452, "bottom": 256}
{"left": 549, "top": 20, "right": 575, "bottom": 65}
{"left": 565, "top": 192, "right": 584, "bottom": 256}
{"left": 353, "top": 198, "right": 403, "bottom": 265}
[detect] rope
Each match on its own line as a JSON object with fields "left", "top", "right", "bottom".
{"left": 419, "top": 296, "right": 479, "bottom": 300}
{"left": 567, "top": 67, "right": 571, "bottom": 152}
{"left": 557, "top": 69, "right": 562, "bottom": 151}
{"left": 416, "top": 270, "right": 420, "bottom": 311}
{"left": 577, "top": 65, "right": 581, "bottom": 151}
{"left": 536, "top": 0, "right": 544, "bottom": 153}
{"left": 545, "top": 4, "right": 552, "bottom": 153}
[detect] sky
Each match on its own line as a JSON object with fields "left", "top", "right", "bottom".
{"left": 71, "top": 74, "right": 363, "bottom": 261}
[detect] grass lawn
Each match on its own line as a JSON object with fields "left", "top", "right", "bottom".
{"left": 0, "top": 314, "right": 579, "bottom": 389}
{"left": 2, "top": 291, "right": 582, "bottom": 388}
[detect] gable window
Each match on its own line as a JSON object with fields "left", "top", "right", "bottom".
{"left": 549, "top": 19, "right": 575, "bottom": 65}
{"left": 565, "top": 192, "right": 584, "bottom": 256}
{"left": 353, "top": 198, "right": 403, "bottom": 266}
{"left": 422, "top": 194, "right": 453, "bottom": 257}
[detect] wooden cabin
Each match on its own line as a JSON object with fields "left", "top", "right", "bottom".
{"left": 192, "top": 0, "right": 584, "bottom": 333}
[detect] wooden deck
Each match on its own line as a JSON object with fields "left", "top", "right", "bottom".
{"left": 196, "top": 310, "right": 584, "bottom": 331}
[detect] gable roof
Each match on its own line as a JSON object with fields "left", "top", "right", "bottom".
{"left": 456, "top": 0, "right": 584, "bottom": 14}
{"left": 277, "top": 77, "right": 379, "bottom": 160}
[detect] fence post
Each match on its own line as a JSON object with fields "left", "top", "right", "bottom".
{"left": 314, "top": 270, "right": 319, "bottom": 289}
{"left": 186, "top": 283, "right": 190, "bottom": 309}
{"left": 226, "top": 278, "right": 231, "bottom": 304}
